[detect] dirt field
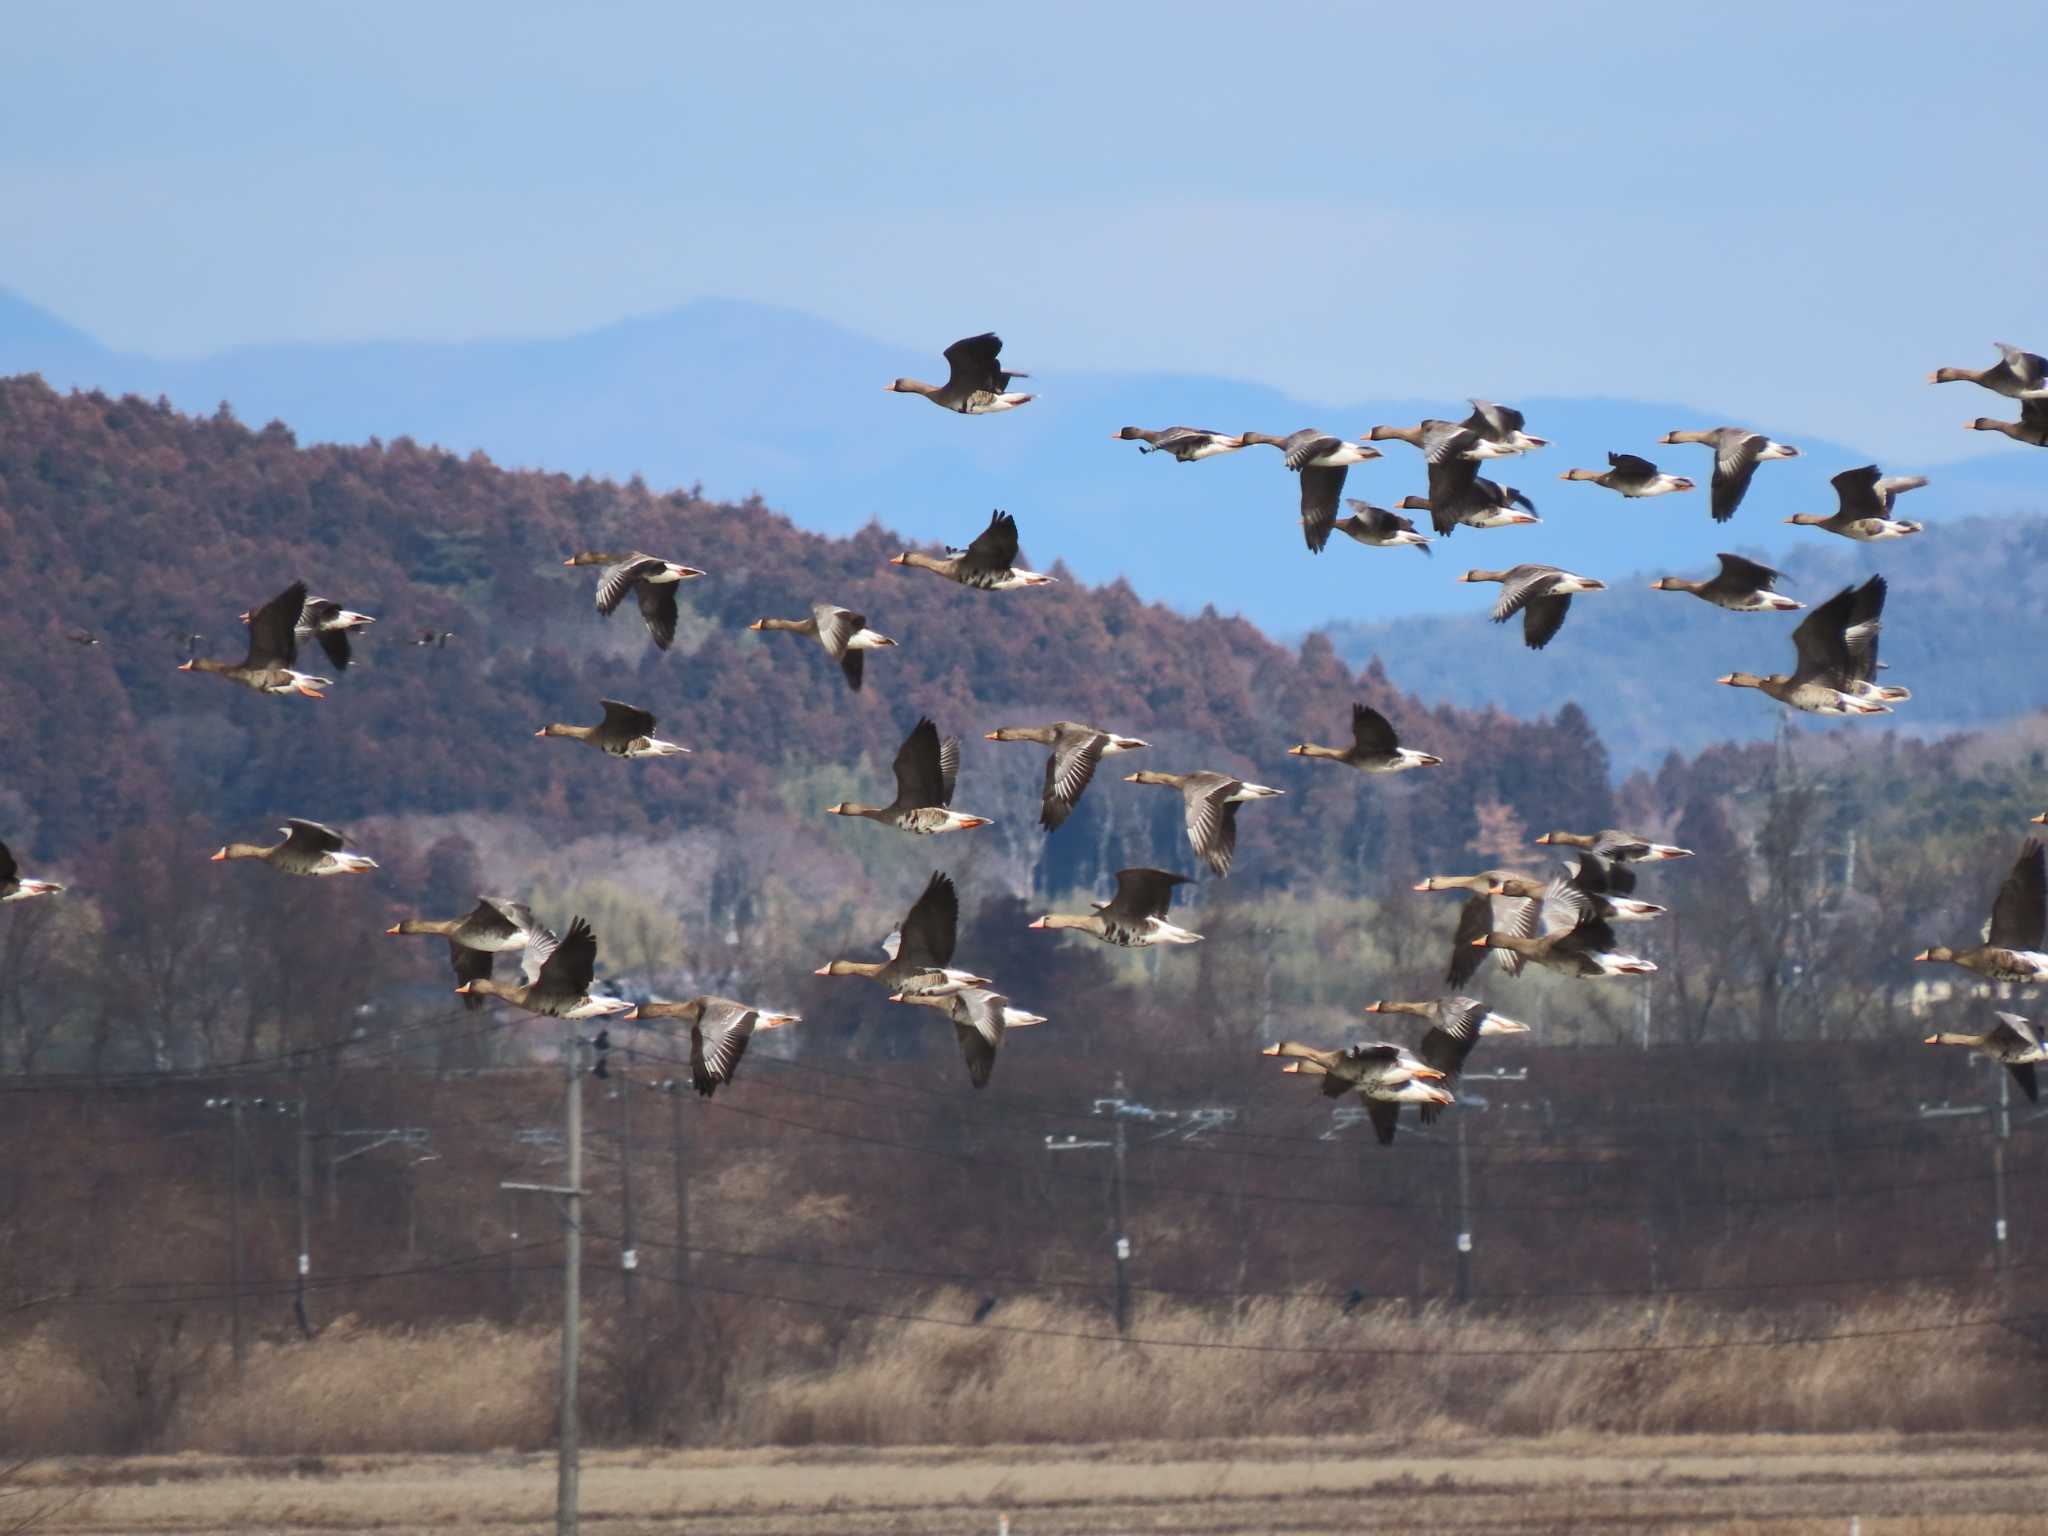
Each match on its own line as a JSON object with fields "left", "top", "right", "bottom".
{"left": 13, "top": 1432, "right": 2046, "bottom": 1534}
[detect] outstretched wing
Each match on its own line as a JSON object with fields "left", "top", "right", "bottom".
{"left": 1715, "top": 552, "right": 1784, "bottom": 592}
{"left": 1106, "top": 867, "right": 1190, "bottom": 924}
{"left": 595, "top": 556, "right": 664, "bottom": 616}
{"left": 961, "top": 510, "right": 1021, "bottom": 575}
{"left": 599, "top": 698, "right": 658, "bottom": 741}
{"left": 1349, "top": 703, "right": 1399, "bottom": 755}
{"left": 280, "top": 819, "right": 347, "bottom": 856}
{"left": 1185, "top": 779, "right": 1240, "bottom": 878}
{"left": 1829, "top": 465, "right": 1884, "bottom": 519}
{"left": 314, "top": 627, "right": 355, "bottom": 671}
{"left": 0, "top": 840, "right": 16, "bottom": 885}
{"left": 691, "top": 1002, "right": 762, "bottom": 1097}
{"left": 888, "top": 717, "right": 946, "bottom": 809}
{"left": 898, "top": 870, "right": 959, "bottom": 968}
{"left": 943, "top": 332, "right": 1010, "bottom": 394}
{"left": 1609, "top": 451, "right": 1658, "bottom": 479}
{"left": 1299, "top": 465, "right": 1347, "bottom": 553}
{"left": 1710, "top": 432, "right": 1766, "bottom": 523}
{"left": 533, "top": 916, "right": 598, "bottom": 999}
{"left": 245, "top": 582, "right": 307, "bottom": 669}
{"left": 635, "top": 581, "right": 679, "bottom": 651}
{"left": 1042, "top": 731, "right": 1107, "bottom": 831}
{"left": 1521, "top": 593, "right": 1572, "bottom": 651}
{"left": 1989, "top": 841, "right": 2047, "bottom": 952}
{"left": 1447, "top": 894, "right": 1492, "bottom": 986}
{"left": 1789, "top": 584, "right": 1860, "bottom": 684}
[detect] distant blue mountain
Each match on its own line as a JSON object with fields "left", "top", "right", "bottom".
{"left": 3, "top": 290, "right": 2044, "bottom": 640}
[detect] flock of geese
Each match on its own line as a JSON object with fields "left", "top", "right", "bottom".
{"left": 6, "top": 336, "right": 2048, "bottom": 1121}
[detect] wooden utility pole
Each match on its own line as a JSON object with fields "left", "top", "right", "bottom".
{"left": 222, "top": 1096, "right": 246, "bottom": 1373}
{"left": 294, "top": 1097, "right": 313, "bottom": 1339}
{"left": 1110, "top": 1073, "right": 1131, "bottom": 1335}
{"left": 619, "top": 1045, "right": 638, "bottom": 1316}
{"left": 669, "top": 1081, "right": 690, "bottom": 1298}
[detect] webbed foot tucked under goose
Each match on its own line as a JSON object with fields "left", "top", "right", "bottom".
{"left": 1122, "top": 770, "right": 1284, "bottom": 878}
{"left": 827, "top": 717, "right": 991, "bottom": 834}
{"left": 211, "top": 819, "right": 376, "bottom": 876}
{"left": 564, "top": 551, "right": 705, "bottom": 651}
{"left": 985, "top": 721, "right": 1147, "bottom": 830}
{"left": 887, "top": 332, "right": 1032, "bottom": 414}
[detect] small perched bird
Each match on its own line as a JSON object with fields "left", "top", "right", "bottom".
{"left": 890, "top": 510, "right": 1056, "bottom": 590}
{"left": 1288, "top": 702, "right": 1442, "bottom": 773}
{"left": 1460, "top": 565, "right": 1607, "bottom": 650}
{"left": 1782, "top": 466, "right": 1928, "bottom": 541}
{"left": 536, "top": 699, "right": 690, "bottom": 758}
{"left": 1332, "top": 500, "right": 1431, "bottom": 554}
{"left": 1925, "top": 1013, "right": 2047, "bottom": 1104}
{"left": 388, "top": 897, "right": 550, "bottom": 1009}
{"left": 1466, "top": 879, "right": 1657, "bottom": 979}
{"left": 1717, "top": 575, "right": 1904, "bottom": 715}
{"left": 1029, "top": 868, "right": 1202, "bottom": 947}
{"left": 211, "top": 819, "right": 376, "bottom": 876}
{"left": 1262, "top": 1040, "right": 1452, "bottom": 1145}
{"left": 814, "top": 870, "right": 988, "bottom": 997}
{"left": 179, "top": 582, "right": 331, "bottom": 698}
{"left": 1535, "top": 829, "right": 1692, "bottom": 862}
{"left": 985, "top": 721, "right": 1148, "bottom": 831}
{"left": 626, "top": 996, "right": 800, "bottom": 1098}
{"left": 1929, "top": 342, "right": 2047, "bottom": 399}
{"left": 563, "top": 551, "right": 705, "bottom": 651}
{"left": 1113, "top": 426, "right": 1245, "bottom": 461}
{"left": 1652, "top": 553, "right": 1804, "bottom": 612}
{"left": 1239, "top": 430, "right": 1383, "bottom": 553}
{"left": 1658, "top": 427, "right": 1801, "bottom": 522}
{"left": 1559, "top": 453, "right": 1695, "bottom": 498}
{"left": 886, "top": 332, "right": 1032, "bottom": 413}
{"left": 827, "top": 717, "right": 991, "bottom": 834}
{"left": 1914, "top": 841, "right": 2048, "bottom": 984}
{"left": 455, "top": 915, "right": 633, "bottom": 1020}
{"left": 892, "top": 988, "right": 1046, "bottom": 1089}
{"left": 0, "top": 840, "right": 63, "bottom": 902}
{"left": 1122, "top": 769, "right": 1285, "bottom": 878}
{"left": 749, "top": 603, "right": 897, "bottom": 693}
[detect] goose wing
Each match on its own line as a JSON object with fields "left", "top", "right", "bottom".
{"left": 1709, "top": 431, "right": 1767, "bottom": 523}
{"left": 1839, "top": 575, "right": 1886, "bottom": 684}
{"left": 463, "top": 897, "right": 531, "bottom": 947}
{"left": 1789, "top": 584, "right": 1861, "bottom": 684}
{"left": 1365, "top": 1098, "right": 1401, "bottom": 1146}
{"left": 313, "top": 628, "right": 355, "bottom": 671}
{"left": 1042, "top": 729, "right": 1107, "bottom": 831}
{"left": 598, "top": 699, "right": 658, "bottom": 744}
{"left": 594, "top": 555, "right": 664, "bottom": 616}
{"left": 1466, "top": 399, "right": 1525, "bottom": 438}
{"left": 1183, "top": 775, "right": 1241, "bottom": 878}
{"left": 1521, "top": 594, "right": 1572, "bottom": 650}
{"left": 938, "top": 735, "right": 961, "bottom": 807}
{"left": 888, "top": 717, "right": 949, "bottom": 810}
{"left": 897, "top": 870, "right": 960, "bottom": 969}
{"left": 1715, "top": 552, "right": 1785, "bottom": 593}
{"left": 245, "top": 582, "right": 307, "bottom": 668}
{"left": 1489, "top": 566, "right": 1562, "bottom": 622}
{"left": 1281, "top": 431, "right": 1344, "bottom": 471}
{"left": 1424, "top": 431, "right": 1485, "bottom": 532}
{"left": 942, "top": 332, "right": 1015, "bottom": 394}
{"left": 0, "top": 840, "right": 17, "bottom": 886}
{"left": 518, "top": 920, "right": 563, "bottom": 985}
{"left": 1988, "top": 841, "right": 2047, "bottom": 952}
{"left": 1447, "top": 894, "right": 1493, "bottom": 986}
{"left": 811, "top": 605, "right": 868, "bottom": 689}
{"left": 1988, "top": 1013, "right": 2042, "bottom": 1056}
{"left": 531, "top": 916, "right": 598, "bottom": 1001}
{"left": 1299, "top": 465, "right": 1347, "bottom": 552}
{"left": 949, "top": 989, "right": 1010, "bottom": 1089}
{"left": 1104, "top": 867, "right": 1190, "bottom": 924}
{"left": 634, "top": 581, "right": 679, "bottom": 651}
{"left": 1349, "top": 703, "right": 1399, "bottom": 756}
{"left": 1609, "top": 451, "right": 1658, "bottom": 479}
{"left": 1830, "top": 466, "right": 1884, "bottom": 520}
{"left": 960, "top": 510, "right": 1021, "bottom": 578}
{"left": 692, "top": 1001, "right": 763, "bottom": 1096}
{"left": 280, "top": 819, "right": 347, "bottom": 857}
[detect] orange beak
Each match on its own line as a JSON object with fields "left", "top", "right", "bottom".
{"left": 209, "top": 849, "right": 228, "bottom": 861}
{"left": 454, "top": 982, "right": 473, "bottom": 994}
{"left": 385, "top": 924, "right": 402, "bottom": 935}
{"left": 177, "top": 660, "right": 195, "bottom": 671}
{"left": 1469, "top": 936, "right": 1487, "bottom": 947}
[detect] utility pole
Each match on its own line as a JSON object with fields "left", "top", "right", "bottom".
{"left": 1445, "top": 1068, "right": 1528, "bottom": 1304}
{"left": 618, "top": 1045, "right": 637, "bottom": 1316}
{"left": 295, "top": 1097, "right": 313, "bottom": 1339}
{"left": 1043, "top": 1077, "right": 1235, "bottom": 1335}
{"left": 647, "top": 1078, "right": 691, "bottom": 1301}
{"left": 504, "top": 1028, "right": 598, "bottom": 1536}
{"left": 1921, "top": 1059, "right": 2025, "bottom": 1276}
{"left": 227, "top": 1095, "right": 244, "bottom": 1372}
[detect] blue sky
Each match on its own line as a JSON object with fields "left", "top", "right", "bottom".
{"left": 2, "top": 1, "right": 2044, "bottom": 460}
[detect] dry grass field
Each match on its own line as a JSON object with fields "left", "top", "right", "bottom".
{"left": 12, "top": 1433, "right": 2048, "bottom": 1536}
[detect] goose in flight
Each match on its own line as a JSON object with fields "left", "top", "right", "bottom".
{"left": 564, "top": 551, "right": 705, "bottom": 651}
{"left": 892, "top": 988, "right": 1046, "bottom": 1089}
{"left": 1288, "top": 702, "right": 1442, "bottom": 773}
{"left": 1331, "top": 500, "right": 1431, "bottom": 554}
{"left": 1560, "top": 453, "right": 1695, "bottom": 499}
{"left": 388, "top": 897, "right": 549, "bottom": 1009}
{"left": 237, "top": 594, "right": 377, "bottom": 672}
{"left": 455, "top": 915, "right": 633, "bottom": 1020}
{"left": 1658, "top": 427, "right": 1800, "bottom": 522}
{"left": 1029, "top": 868, "right": 1202, "bottom": 947}
{"left": 886, "top": 332, "right": 1032, "bottom": 413}
{"left": 626, "top": 996, "right": 800, "bottom": 1098}
{"left": 985, "top": 721, "right": 1148, "bottom": 831}
{"left": 1929, "top": 343, "right": 2047, "bottom": 399}
{"left": 814, "top": 871, "right": 988, "bottom": 997}
{"left": 1113, "top": 426, "right": 1245, "bottom": 461}
{"left": 1122, "top": 769, "right": 1284, "bottom": 877}
{"left": 750, "top": 603, "right": 897, "bottom": 692}
{"left": 1914, "top": 842, "right": 2048, "bottom": 984}
{"left": 180, "top": 581, "right": 331, "bottom": 698}
{"left": 1364, "top": 996, "right": 1530, "bottom": 1123}
{"left": 536, "top": 699, "right": 691, "bottom": 757}
{"left": 1466, "top": 878, "right": 1657, "bottom": 979}
{"left": 1652, "top": 553, "right": 1803, "bottom": 612}
{"left": 1460, "top": 565, "right": 1607, "bottom": 650}
{"left": 1716, "top": 575, "right": 1905, "bottom": 714}
{"left": 1262, "top": 1040, "right": 1452, "bottom": 1145}
{"left": 1535, "top": 829, "right": 1693, "bottom": 862}
{"left": 827, "top": 717, "right": 991, "bottom": 834}
{"left": 890, "top": 510, "right": 1055, "bottom": 590}
{"left": 210, "top": 819, "right": 376, "bottom": 876}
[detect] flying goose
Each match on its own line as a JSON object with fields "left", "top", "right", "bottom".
{"left": 1239, "top": 431, "right": 1383, "bottom": 553}
{"left": 237, "top": 595, "right": 376, "bottom": 672}
{"left": 563, "top": 551, "right": 706, "bottom": 651}
{"left": 814, "top": 871, "right": 988, "bottom": 997}
{"left": 1393, "top": 482, "right": 1539, "bottom": 534}
{"left": 210, "top": 819, "right": 376, "bottom": 876}
{"left": 1364, "top": 996, "right": 1530, "bottom": 1121}
{"left": 1482, "top": 853, "right": 1667, "bottom": 922}
{"left": 1560, "top": 453, "right": 1695, "bottom": 498}
{"left": 1925, "top": 1013, "right": 2047, "bottom": 1103}
{"left": 1029, "top": 868, "right": 1201, "bottom": 946}
{"left": 1262, "top": 1041, "right": 1452, "bottom": 1145}
{"left": 1372, "top": 420, "right": 1524, "bottom": 535}
{"left": 536, "top": 699, "right": 690, "bottom": 757}
{"left": 749, "top": 603, "right": 897, "bottom": 692}
{"left": 179, "top": 581, "right": 331, "bottom": 698}
{"left": 1122, "top": 769, "right": 1284, "bottom": 877}
{"left": 891, "top": 988, "right": 1046, "bottom": 1089}
{"left": 1462, "top": 400, "right": 1548, "bottom": 455}
{"left": 1929, "top": 343, "right": 2048, "bottom": 399}
{"left": 1332, "top": 500, "right": 1431, "bottom": 553}
{"left": 0, "top": 840, "right": 62, "bottom": 901}
{"left": 1966, "top": 398, "right": 2048, "bottom": 446}
{"left": 1113, "top": 426, "right": 1245, "bottom": 461}
{"left": 625, "top": 996, "right": 800, "bottom": 1097}
{"left": 1467, "top": 878, "right": 1656, "bottom": 978}
{"left": 1445, "top": 890, "right": 1528, "bottom": 986}
{"left": 454, "top": 915, "right": 633, "bottom": 1019}
{"left": 1914, "top": 841, "right": 2048, "bottom": 984}
{"left": 886, "top": 332, "right": 1032, "bottom": 413}
{"left": 827, "top": 717, "right": 991, "bottom": 834}
{"left": 889, "top": 510, "right": 1055, "bottom": 590}
{"left": 411, "top": 629, "right": 457, "bottom": 648}
{"left": 1658, "top": 427, "right": 1801, "bottom": 522}
{"left": 1652, "top": 553, "right": 1804, "bottom": 612}
{"left": 388, "top": 897, "right": 549, "bottom": 1009}
{"left": 1535, "top": 830, "right": 1692, "bottom": 862}
{"left": 985, "top": 721, "right": 1148, "bottom": 831}
{"left": 1783, "top": 466, "right": 1928, "bottom": 541}
{"left": 1716, "top": 574, "right": 1905, "bottom": 715}
{"left": 66, "top": 628, "right": 99, "bottom": 647}
{"left": 1288, "top": 702, "right": 1442, "bottom": 772}
{"left": 1460, "top": 565, "right": 1607, "bottom": 649}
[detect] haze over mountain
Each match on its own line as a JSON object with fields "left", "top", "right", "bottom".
{"left": 4, "top": 289, "right": 2043, "bottom": 644}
